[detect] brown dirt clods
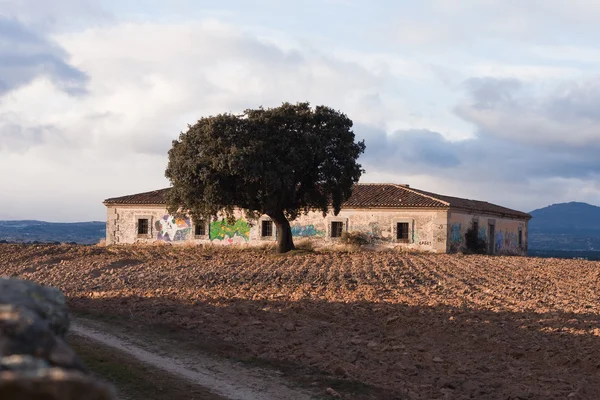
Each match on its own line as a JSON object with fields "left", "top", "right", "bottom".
{"left": 1, "top": 244, "right": 599, "bottom": 399}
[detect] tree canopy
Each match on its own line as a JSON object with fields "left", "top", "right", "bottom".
{"left": 165, "top": 102, "right": 366, "bottom": 252}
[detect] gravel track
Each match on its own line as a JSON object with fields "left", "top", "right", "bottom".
{"left": 71, "top": 318, "right": 313, "bottom": 400}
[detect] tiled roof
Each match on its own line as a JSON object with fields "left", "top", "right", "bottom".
{"left": 342, "top": 184, "right": 448, "bottom": 208}
{"left": 405, "top": 187, "right": 531, "bottom": 219}
{"left": 104, "top": 184, "right": 531, "bottom": 219}
{"left": 104, "top": 188, "right": 170, "bottom": 205}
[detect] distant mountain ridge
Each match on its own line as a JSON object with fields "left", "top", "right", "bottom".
{"left": 0, "top": 220, "right": 105, "bottom": 245}
{"left": 528, "top": 202, "right": 600, "bottom": 252}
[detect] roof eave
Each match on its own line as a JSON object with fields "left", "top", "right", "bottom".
{"left": 103, "top": 202, "right": 168, "bottom": 207}
{"left": 449, "top": 206, "right": 532, "bottom": 220}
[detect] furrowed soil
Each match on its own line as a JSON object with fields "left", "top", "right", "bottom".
{"left": 1, "top": 244, "right": 599, "bottom": 399}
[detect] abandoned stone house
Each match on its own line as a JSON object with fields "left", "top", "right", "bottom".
{"left": 103, "top": 183, "right": 531, "bottom": 254}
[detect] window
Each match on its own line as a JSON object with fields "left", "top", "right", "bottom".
{"left": 137, "top": 218, "right": 149, "bottom": 235}
{"left": 518, "top": 229, "right": 523, "bottom": 247}
{"left": 194, "top": 221, "right": 206, "bottom": 237}
{"left": 261, "top": 220, "right": 273, "bottom": 237}
{"left": 396, "top": 222, "right": 409, "bottom": 242}
{"left": 330, "top": 221, "right": 344, "bottom": 238}
{"left": 473, "top": 220, "right": 479, "bottom": 232}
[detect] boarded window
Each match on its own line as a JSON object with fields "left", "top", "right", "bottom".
{"left": 137, "top": 219, "right": 149, "bottom": 235}
{"left": 330, "top": 221, "right": 344, "bottom": 238}
{"left": 261, "top": 220, "right": 273, "bottom": 237}
{"left": 396, "top": 222, "right": 409, "bottom": 242}
{"left": 195, "top": 221, "right": 206, "bottom": 236}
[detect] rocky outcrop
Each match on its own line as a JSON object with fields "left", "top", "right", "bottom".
{"left": 0, "top": 277, "right": 115, "bottom": 400}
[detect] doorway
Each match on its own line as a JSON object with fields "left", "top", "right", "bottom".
{"left": 488, "top": 223, "right": 495, "bottom": 254}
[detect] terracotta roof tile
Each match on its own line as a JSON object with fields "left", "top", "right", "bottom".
{"left": 104, "top": 188, "right": 170, "bottom": 205}
{"left": 341, "top": 184, "right": 448, "bottom": 208}
{"left": 103, "top": 184, "right": 531, "bottom": 219}
{"left": 405, "top": 187, "right": 531, "bottom": 219}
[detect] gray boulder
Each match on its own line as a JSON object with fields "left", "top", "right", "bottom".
{"left": 0, "top": 277, "right": 115, "bottom": 400}
{"left": 0, "top": 277, "right": 70, "bottom": 337}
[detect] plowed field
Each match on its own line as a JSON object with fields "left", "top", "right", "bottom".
{"left": 1, "top": 244, "right": 599, "bottom": 399}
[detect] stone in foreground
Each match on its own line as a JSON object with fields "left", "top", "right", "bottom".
{"left": 0, "top": 277, "right": 115, "bottom": 400}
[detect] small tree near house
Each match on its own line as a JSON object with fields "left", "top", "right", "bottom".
{"left": 165, "top": 102, "right": 366, "bottom": 253}
{"left": 464, "top": 223, "right": 487, "bottom": 254}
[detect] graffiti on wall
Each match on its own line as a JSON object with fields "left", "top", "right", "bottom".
{"left": 449, "top": 223, "right": 463, "bottom": 252}
{"left": 367, "top": 222, "right": 382, "bottom": 239}
{"left": 412, "top": 228, "right": 420, "bottom": 243}
{"left": 450, "top": 223, "right": 462, "bottom": 245}
{"left": 495, "top": 230, "right": 504, "bottom": 252}
{"left": 494, "top": 230, "right": 519, "bottom": 253}
{"left": 291, "top": 224, "right": 324, "bottom": 237}
{"left": 156, "top": 215, "right": 192, "bottom": 242}
{"left": 348, "top": 222, "right": 401, "bottom": 243}
{"left": 350, "top": 222, "right": 383, "bottom": 241}
{"left": 478, "top": 227, "right": 487, "bottom": 242}
{"left": 210, "top": 218, "right": 250, "bottom": 243}
{"left": 505, "top": 231, "right": 518, "bottom": 250}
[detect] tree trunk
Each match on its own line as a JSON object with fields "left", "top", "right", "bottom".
{"left": 271, "top": 213, "right": 295, "bottom": 253}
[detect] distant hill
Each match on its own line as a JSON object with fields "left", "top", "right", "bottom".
{"left": 0, "top": 220, "right": 105, "bottom": 245}
{"left": 528, "top": 202, "right": 600, "bottom": 252}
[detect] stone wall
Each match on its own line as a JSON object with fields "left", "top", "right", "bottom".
{"left": 289, "top": 208, "right": 448, "bottom": 252}
{"left": 106, "top": 205, "right": 449, "bottom": 252}
{"left": 447, "top": 210, "right": 528, "bottom": 255}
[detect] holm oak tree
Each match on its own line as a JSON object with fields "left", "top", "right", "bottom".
{"left": 165, "top": 102, "right": 365, "bottom": 253}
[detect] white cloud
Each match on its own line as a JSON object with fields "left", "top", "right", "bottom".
{"left": 2, "top": 2, "right": 600, "bottom": 220}
{"left": 0, "top": 19, "right": 434, "bottom": 220}
{"left": 456, "top": 76, "right": 600, "bottom": 148}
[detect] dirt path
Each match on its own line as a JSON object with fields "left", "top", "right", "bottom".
{"left": 70, "top": 318, "right": 315, "bottom": 400}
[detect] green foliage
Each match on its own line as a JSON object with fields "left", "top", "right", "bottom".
{"left": 465, "top": 223, "right": 487, "bottom": 254}
{"left": 165, "top": 102, "right": 366, "bottom": 252}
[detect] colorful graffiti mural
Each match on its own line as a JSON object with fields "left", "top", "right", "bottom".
{"left": 291, "top": 224, "right": 324, "bottom": 237}
{"left": 210, "top": 218, "right": 251, "bottom": 242}
{"left": 156, "top": 215, "right": 191, "bottom": 242}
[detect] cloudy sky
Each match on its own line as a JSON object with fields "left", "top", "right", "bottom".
{"left": 2, "top": 0, "right": 600, "bottom": 221}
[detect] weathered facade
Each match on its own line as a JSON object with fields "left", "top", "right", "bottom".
{"left": 103, "top": 184, "right": 531, "bottom": 255}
